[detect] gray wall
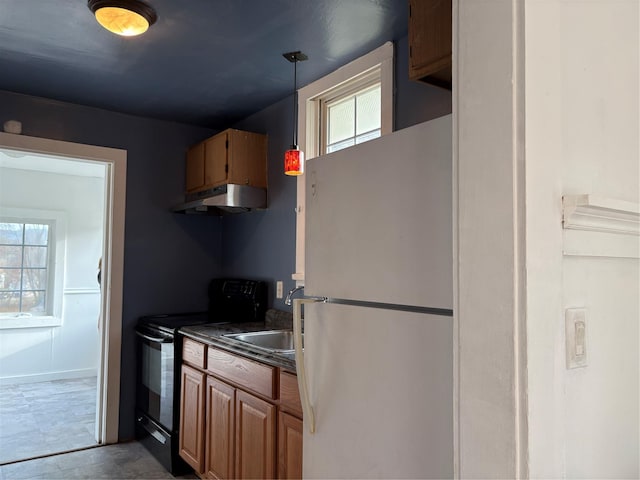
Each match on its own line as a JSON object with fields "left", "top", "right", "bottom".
{"left": 0, "top": 35, "right": 450, "bottom": 442}
{"left": 223, "top": 95, "right": 298, "bottom": 306}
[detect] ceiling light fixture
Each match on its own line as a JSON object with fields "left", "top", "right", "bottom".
{"left": 283, "top": 51, "right": 308, "bottom": 176}
{"left": 88, "top": 0, "right": 157, "bottom": 37}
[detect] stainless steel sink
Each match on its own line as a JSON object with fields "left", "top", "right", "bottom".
{"left": 223, "top": 330, "right": 300, "bottom": 353}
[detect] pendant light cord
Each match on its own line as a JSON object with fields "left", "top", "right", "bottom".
{"left": 292, "top": 60, "right": 298, "bottom": 148}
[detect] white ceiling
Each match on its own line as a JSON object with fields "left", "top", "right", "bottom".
{"left": 0, "top": 148, "right": 106, "bottom": 179}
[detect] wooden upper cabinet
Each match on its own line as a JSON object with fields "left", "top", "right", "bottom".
{"left": 185, "top": 128, "right": 267, "bottom": 193}
{"left": 204, "top": 133, "right": 228, "bottom": 188}
{"left": 408, "top": 0, "right": 452, "bottom": 89}
{"left": 185, "top": 140, "right": 206, "bottom": 193}
{"left": 226, "top": 129, "right": 267, "bottom": 188}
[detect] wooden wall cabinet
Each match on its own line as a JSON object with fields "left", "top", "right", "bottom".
{"left": 408, "top": 0, "right": 452, "bottom": 89}
{"left": 180, "top": 341, "right": 301, "bottom": 480}
{"left": 185, "top": 129, "right": 267, "bottom": 193}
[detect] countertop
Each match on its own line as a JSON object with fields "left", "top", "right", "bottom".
{"left": 179, "top": 309, "right": 297, "bottom": 374}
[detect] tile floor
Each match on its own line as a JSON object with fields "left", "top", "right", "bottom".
{"left": 0, "top": 378, "right": 196, "bottom": 479}
{"left": 0, "top": 377, "right": 97, "bottom": 465}
{"left": 0, "top": 441, "right": 197, "bottom": 479}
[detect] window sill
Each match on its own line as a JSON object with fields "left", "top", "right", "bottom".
{"left": 0, "top": 316, "right": 62, "bottom": 329}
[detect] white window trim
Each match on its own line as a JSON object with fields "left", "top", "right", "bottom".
{"left": 293, "top": 42, "right": 394, "bottom": 282}
{"left": 0, "top": 207, "right": 67, "bottom": 329}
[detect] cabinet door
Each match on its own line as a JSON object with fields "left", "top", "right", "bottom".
{"left": 205, "top": 377, "right": 235, "bottom": 480}
{"left": 179, "top": 364, "right": 206, "bottom": 473}
{"left": 235, "top": 390, "right": 276, "bottom": 479}
{"left": 227, "top": 130, "right": 268, "bottom": 188}
{"left": 277, "top": 412, "right": 303, "bottom": 480}
{"left": 186, "top": 141, "right": 205, "bottom": 192}
{"left": 408, "top": 0, "right": 452, "bottom": 87}
{"left": 204, "top": 132, "right": 229, "bottom": 187}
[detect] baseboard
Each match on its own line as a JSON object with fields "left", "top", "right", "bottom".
{"left": 0, "top": 368, "right": 97, "bottom": 386}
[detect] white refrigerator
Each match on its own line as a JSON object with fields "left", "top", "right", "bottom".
{"left": 293, "top": 115, "right": 453, "bottom": 479}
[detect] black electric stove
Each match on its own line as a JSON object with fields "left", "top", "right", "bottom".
{"left": 134, "top": 278, "right": 266, "bottom": 474}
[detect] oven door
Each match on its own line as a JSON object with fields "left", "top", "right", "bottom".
{"left": 135, "top": 326, "right": 175, "bottom": 432}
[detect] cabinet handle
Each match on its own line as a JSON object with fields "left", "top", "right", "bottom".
{"left": 135, "top": 330, "right": 173, "bottom": 343}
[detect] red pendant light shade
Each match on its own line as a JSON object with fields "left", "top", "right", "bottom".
{"left": 282, "top": 51, "right": 308, "bottom": 176}
{"left": 284, "top": 147, "right": 304, "bottom": 176}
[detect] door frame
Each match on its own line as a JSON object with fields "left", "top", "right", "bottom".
{"left": 452, "top": 0, "right": 528, "bottom": 478}
{"left": 0, "top": 131, "right": 126, "bottom": 444}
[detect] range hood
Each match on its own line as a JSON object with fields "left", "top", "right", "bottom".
{"left": 173, "top": 184, "right": 267, "bottom": 215}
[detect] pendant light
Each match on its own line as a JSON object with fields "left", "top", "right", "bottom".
{"left": 283, "top": 51, "right": 308, "bottom": 176}
{"left": 88, "top": 0, "right": 157, "bottom": 37}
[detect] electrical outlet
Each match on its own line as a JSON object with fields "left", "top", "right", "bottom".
{"left": 276, "top": 281, "right": 283, "bottom": 299}
{"left": 566, "top": 308, "right": 587, "bottom": 369}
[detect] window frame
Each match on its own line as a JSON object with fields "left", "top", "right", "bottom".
{"left": 293, "top": 42, "right": 394, "bottom": 282}
{"left": 0, "top": 218, "right": 55, "bottom": 315}
{"left": 0, "top": 208, "right": 66, "bottom": 329}
{"left": 322, "top": 76, "right": 382, "bottom": 154}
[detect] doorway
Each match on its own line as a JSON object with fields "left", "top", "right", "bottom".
{"left": 0, "top": 132, "right": 126, "bottom": 463}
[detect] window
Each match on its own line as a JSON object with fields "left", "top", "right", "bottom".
{"left": 322, "top": 72, "right": 382, "bottom": 154}
{"left": 0, "top": 221, "right": 53, "bottom": 316}
{"left": 0, "top": 208, "right": 65, "bottom": 328}
{"left": 293, "top": 42, "right": 394, "bottom": 281}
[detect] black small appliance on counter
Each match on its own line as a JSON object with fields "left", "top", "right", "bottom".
{"left": 134, "top": 278, "right": 267, "bottom": 474}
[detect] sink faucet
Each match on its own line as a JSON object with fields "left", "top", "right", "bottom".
{"left": 285, "top": 285, "right": 328, "bottom": 305}
{"left": 284, "top": 285, "right": 305, "bottom": 306}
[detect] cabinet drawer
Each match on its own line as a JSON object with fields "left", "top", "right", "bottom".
{"left": 207, "top": 347, "right": 275, "bottom": 399}
{"left": 183, "top": 339, "right": 206, "bottom": 369}
{"left": 279, "top": 371, "right": 302, "bottom": 418}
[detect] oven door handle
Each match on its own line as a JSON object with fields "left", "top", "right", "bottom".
{"left": 135, "top": 330, "right": 173, "bottom": 343}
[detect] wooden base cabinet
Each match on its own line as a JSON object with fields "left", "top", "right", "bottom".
{"left": 205, "top": 379, "right": 276, "bottom": 480}
{"left": 278, "top": 371, "right": 303, "bottom": 479}
{"left": 205, "top": 377, "right": 235, "bottom": 480}
{"left": 235, "top": 390, "right": 276, "bottom": 479}
{"left": 278, "top": 412, "right": 303, "bottom": 479}
{"left": 179, "top": 364, "right": 206, "bottom": 473}
{"left": 180, "top": 340, "right": 301, "bottom": 480}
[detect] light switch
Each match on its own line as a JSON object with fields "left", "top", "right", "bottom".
{"left": 276, "top": 281, "right": 283, "bottom": 299}
{"left": 566, "top": 308, "right": 587, "bottom": 369}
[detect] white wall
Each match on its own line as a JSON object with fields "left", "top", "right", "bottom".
{"left": 525, "top": 1, "right": 639, "bottom": 478}
{"left": 0, "top": 166, "right": 105, "bottom": 383}
{"left": 455, "top": 0, "right": 638, "bottom": 478}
